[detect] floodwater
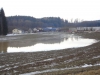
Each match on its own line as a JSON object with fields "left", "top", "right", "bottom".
{"left": 0, "top": 33, "right": 97, "bottom": 53}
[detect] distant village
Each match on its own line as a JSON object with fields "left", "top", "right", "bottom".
{"left": 1, "top": 8, "right": 100, "bottom": 35}
{"left": 12, "top": 27, "right": 100, "bottom": 34}
{"left": 12, "top": 27, "right": 58, "bottom": 34}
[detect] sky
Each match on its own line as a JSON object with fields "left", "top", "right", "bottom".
{"left": 0, "top": 0, "right": 100, "bottom": 21}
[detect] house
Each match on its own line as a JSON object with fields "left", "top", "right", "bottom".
{"left": 69, "top": 28, "right": 77, "bottom": 33}
{"left": 77, "top": 27, "right": 100, "bottom": 31}
{"left": 12, "top": 29, "right": 24, "bottom": 34}
{"left": 76, "top": 27, "right": 100, "bottom": 33}
{"left": 37, "top": 28, "right": 43, "bottom": 32}
{"left": 33, "top": 28, "right": 39, "bottom": 33}
{"left": 93, "top": 27, "right": 100, "bottom": 32}
{"left": 43, "top": 27, "right": 57, "bottom": 32}
{"left": 77, "top": 27, "right": 94, "bottom": 31}
{"left": 28, "top": 28, "right": 33, "bottom": 33}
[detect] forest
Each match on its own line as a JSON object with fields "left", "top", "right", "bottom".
{"left": 7, "top": 16, "right": 100, "bottom": 33}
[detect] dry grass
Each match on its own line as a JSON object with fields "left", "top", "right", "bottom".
{"left": 76, "top": 69, "right": 100, "bottom": 75}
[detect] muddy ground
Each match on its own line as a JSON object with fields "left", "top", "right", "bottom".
{"left": 0, "top": 32, "right": 100, "bottom": 75}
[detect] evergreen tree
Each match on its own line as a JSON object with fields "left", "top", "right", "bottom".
{"left": 0, "top": 8, "right": 8, "bottom": 35}
{"left": 0, "top": 9, "right": 3, "bottom": 35}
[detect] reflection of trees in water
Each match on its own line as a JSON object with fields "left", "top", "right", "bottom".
{"left": 70, "top": 35, "right": 80, "bottom": 41}
{"left": 0, "top": 42, "right": 8, "bottom": 53}
{"left": 9, "top": 40, "right": 38, "bottom": 47}
{"left": 9, "top": 38, "right": 63, "bottom": 47}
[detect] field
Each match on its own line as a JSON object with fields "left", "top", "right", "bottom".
{"left": 0, "top": 32, "right": 100, "bottom": 75}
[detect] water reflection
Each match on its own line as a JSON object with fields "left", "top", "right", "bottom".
{"left": 0, "top": 42, "right": 8, "bottom": 53}
{"left": 7, "top": 36, "right": 96, "bottom": 53}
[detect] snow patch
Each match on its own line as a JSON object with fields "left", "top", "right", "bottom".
{"left": 93, "top": 56, "right": 100, "bottom": 59}
{"left": 20, "top": 63, "right": 100, "bottom": 75}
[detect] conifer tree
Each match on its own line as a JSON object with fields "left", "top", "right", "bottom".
{"left": 0, "top": 9, "right": 2, "bottom": 35}
{"left": 0, "top": 8, "right": 8, "bottom": 35}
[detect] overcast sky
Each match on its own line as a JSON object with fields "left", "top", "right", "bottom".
{"left": 0, "top": 0, "right": 100, "bottom": 21}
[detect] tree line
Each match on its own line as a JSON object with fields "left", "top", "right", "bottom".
{"left": 7, "top": 16, "right": 68, "bottom": 33}
{"left": 6, "top": 16, "right": 100, "bottom": 33}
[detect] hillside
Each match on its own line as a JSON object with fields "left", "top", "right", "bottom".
{"left": 7, "top": 16, "right": 68, "bottom": 33}
{"left": 6, "top": 16, "right": 100, "bottom": 33}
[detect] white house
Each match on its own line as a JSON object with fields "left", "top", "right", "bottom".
{"left": 33, "top": 28, "right": 39, "bottom": 33}
{"left": 69, "top": 28, "right": 77, "bottom": 32}
{"left": 77, "top": 27, "right": 100, "bottom": 31}
{"left": 12, "top": 29, "right": 23, "bottom": 34}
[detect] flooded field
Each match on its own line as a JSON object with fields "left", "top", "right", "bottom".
{"left": 0, "top": 32, "right": 96, "bottom": 53}
{"left": 0, "top": 32, "right": 100, "bottom": 75}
